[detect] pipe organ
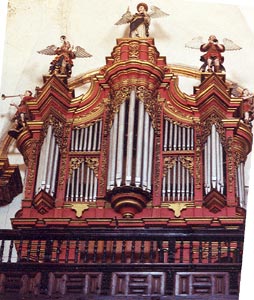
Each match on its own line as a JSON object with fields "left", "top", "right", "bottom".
{"left": 11, "top": 38, "right": 251, "bottom": 228}
{"left": 107, "top": 90, "right": 154, "bottom": 192}
{"left": 203, "top": 124, "right": 225, "bottom": 195}
{"left": 35, "top": 124, "right": 60, "bottom": 197}
{"left": 2, "top": 32, "right": 250, "bottom": 300}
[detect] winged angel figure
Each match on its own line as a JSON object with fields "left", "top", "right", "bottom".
{"left": 115, "top": 3, "right": 169, "bottom": 38}
{"left": 37, "top": 35, "right": 92, "bottom": 77}
{"left": 185, "top": 35, "right": 241, "bottom": 72}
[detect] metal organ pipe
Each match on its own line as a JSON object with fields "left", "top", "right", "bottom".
{"left": 163, "top": 119, "right": 194, "bottom": 151}
{"left": 71, "top": 120, "right": 102, "bottom": 152}
{"left": 125, "top": 89, "right": 136, "bottom": 186}
{"left": 65, "top": 162, "right": 98, "bottom": 202}
{"left": 142, "top": 112, "right": 150, "bottom": 189}
{"left": 45, "top": 134, "right": 56, "bottom": 194}
{"left": 65, "top": 120, "right": 102, "bottom": 202}
{"left": 135, "top": 101, "right": 145, "bottom": 186}
{"left": 35, "top": 125, "right": 60, "bottom": 197}
{"left": 50, "top": 141, "right": 59, "bottom": 196}
{"left": 162, "top": 120, "right": 195, "bottom": 202}
{"left": 109, "top": 114, "right": 118, "bottom": 188}
{"left": 107, "top": 92, "right": 155, "bottom": 193}
{"left": 219, "top": 142, "right": 224, "bottom": 194}
{"left": 147, "top": 123, "right": 154, "bottom": 191}
{"left": 116, "top": 102, "right": 126, "bottom": 187}
{"left": 162, "top": 158, "right": 194, "bottom": 202}
{"left": 204, "top": 124, "right": 225, "bottom": 195}
{"left": 237, "top": 162, "right": 246, "bottom": 208}
{"left": 41, "top": 125, "right": 53, "bottom": 190}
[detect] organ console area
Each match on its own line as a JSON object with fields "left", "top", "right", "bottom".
{"left": 11, "top": 38, "right": 251, "bottom": 229}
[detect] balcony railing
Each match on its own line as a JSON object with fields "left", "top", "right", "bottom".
{"left": 0, "top": 227, "right": 243, "bottom": 299}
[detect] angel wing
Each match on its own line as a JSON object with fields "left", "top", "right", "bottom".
{"left": 185, "top": 36, "right": 204, "bottom": 49}
{"left": 115, "top": 7, "right": 132, "bottom": 25}
{"left": 149, "top": 6, "right": 169, "bottom": 18}
{"left": 74, "top": 46, "right": 92, "bottom": 58}
{"left": 223, "top": 38, "right": 242, "bottom": 51}
{"left": 37, "top": 45, "right": 57, "bottom": 55}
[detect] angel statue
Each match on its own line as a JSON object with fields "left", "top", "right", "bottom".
{"left": 115, "top": 3, "right": 169, "bottom": 38}
{"left": 185, "top": 35, "right": 241, "bottom": 73}
{"left": 37, "top": 35, "right": 92, "bottom": 77}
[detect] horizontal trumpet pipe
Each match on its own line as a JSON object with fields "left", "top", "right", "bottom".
{"left": 1, "top": 94, "right": 22, "bottom": 100}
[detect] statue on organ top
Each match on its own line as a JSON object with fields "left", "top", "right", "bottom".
{"left": 115, "top": 3, "right": 169, "bottom": 38}
{"left": 185, "top": 35, "right": 242, "bottom": 73}
{"left": 37, "top": 35, "right": 92, "bottom": 78}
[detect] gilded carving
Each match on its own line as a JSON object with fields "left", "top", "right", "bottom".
{"left": 167, "top": 203, "right": 187, "bottom": 218}
{"left": 85, "top": 157, "right": 99, "bottom": 177}
{"left": 26, "top": 140, "right": 38, "bottom": 197}
{"left": 163, "top": 157, "right": 176, "bottom": 176}
{"left": 129, "top": 42, "right": 139, "bottom": 59}
{"left": 225, "top": 137, "right": 243, "bottom": 193}
{"left": 58, "top": 123, "right": 71, "bottom": 187}
{"left": 201, "top": 113, "right": 226, "bottom": 146}
{"left": 148, "top": 47, "right": 156, "bottom": 64}
{"left": 179, "top": 156, "right": 194, "bottom": 176}
{"left": 113, "top": 48, "right": 121, "bottom": 63}
{"left": 137, "top": 86, "right": 161, "bottom": 131}
{"left": 194, "top": 122, "right": 202, "bottom": 189}
{"left": 69, "top": 157, "right": 84, "bottom": 176}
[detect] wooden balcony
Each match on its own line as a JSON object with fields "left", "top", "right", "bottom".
{"left": 0, "top": 227, "right": 243, "bottom": 299}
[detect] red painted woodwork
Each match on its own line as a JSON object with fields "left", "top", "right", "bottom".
{"left": 10, "top": 38, "right": 250, "bottom": 229}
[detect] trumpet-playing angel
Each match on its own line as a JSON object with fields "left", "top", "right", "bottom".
{"left": 185, "top": 35, "right": 242, "bottom": 73}
{"left": 37, "top": 36, "right": 92, "bottom": 78}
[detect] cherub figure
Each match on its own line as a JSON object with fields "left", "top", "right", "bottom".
{"left": 241, "top": 88, "right": 254, "bottom": 125}
{"left": 37, "top": 35, "right": 92, "bottom": 77}
{"left": 5, "top": 90, "right": 34, "bottom": 138}
{"left": 185, "top": 35, "right": 241, "bottom": 72}
{"left": 115, "top": 3, "right": 169, "bottom": 38}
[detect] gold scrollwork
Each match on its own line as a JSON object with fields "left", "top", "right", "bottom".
{"left": 85, "top": 157, "right": 99, "bottom": 177}
{"left": 163, "top": 157, "right": 177, "bottom": 176}
{"left": 113, "top": 48, "right": 121, "bottom": 63}
{"left": 69, "top": 157, "right": 84, "bottom": 176}
{"left": 129, "top": 42, "right": 139, "bottom": 59}
{"left": 179, "top": 156, "right": 194, "bottom": 176}
{"left": 201, "top": 113, "right": 226, "bottom": 146}
{"left": 148, "top": 47, "right": 156, "bottom": 64}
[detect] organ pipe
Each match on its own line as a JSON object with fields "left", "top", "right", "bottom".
{"left": 65, "top": 161, "right": 98, "bottom": 202}
{"left": 135, "top": 101, "right": 145, "bottom": 186}
{"left": 163, "top": 119, "right": 194, "bottom": 151}
{"left": 107, "top": 93, "right": 155, "bottom": 193}
{"left": 70, "top": 120, "right": 102, "bottom": 152}
{"left": 147, "top": 126, "right": 154, "bottom": 192}
{"left": 35, "top": 125, "right": 60, "bottom": 197}
{"left": 203, "top": 124, "right": 225, "bottom": 196}
{"left": 162, "top": 157, "right": 194, "bottom": 202}
{"left": 125, "top": 89, "right": 136, "bottom": 185}
{"left": 116, "top": 102, "right": 126, "bottom": 187}
{"left": 237, "top": 162, "right": 246, "bottom": 208}
{"left": 142, "top": 113, "right": 150, "bottom": 189}
{"left": 109, "top": 114, "right": 118, "bottom": 188}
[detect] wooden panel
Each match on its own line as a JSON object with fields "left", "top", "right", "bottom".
{"left": 175, "top": 272, "right": 229, "bottom": 296}
{"left": 111, "top": 272, "right": 165, "bottom": 296}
